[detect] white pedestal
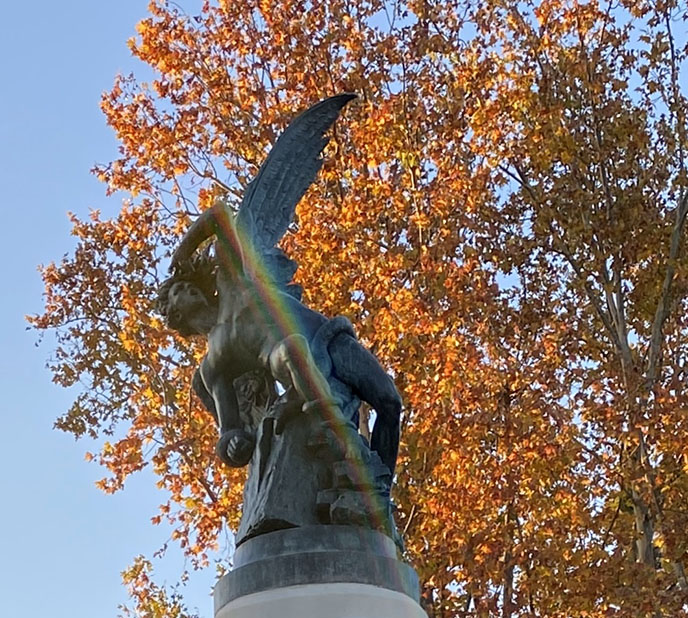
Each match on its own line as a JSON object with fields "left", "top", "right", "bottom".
{"left": 216, "top": 582, "right": 427, "bottom": 618}
{"left": 214, "top": 526, "right": 424, "bottom": 617}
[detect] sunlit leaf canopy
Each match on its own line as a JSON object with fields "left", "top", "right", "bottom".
{"left": 32, "top": 0, "right": 688, "bottom": 615}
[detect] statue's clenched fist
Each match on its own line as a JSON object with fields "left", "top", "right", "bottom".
{"left": 216, "top": 429, "right": 255, "bottom": 467}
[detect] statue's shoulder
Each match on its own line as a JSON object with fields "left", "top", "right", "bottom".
{"left": 308, "top": 316, "right": 356, "bottom": 369}
{"left": 313, "top": 316, "right": 355, "bottom": 344}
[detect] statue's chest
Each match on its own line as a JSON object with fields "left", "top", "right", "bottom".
{"left": 232, "top": 311, "right": 263, "bottom": 353}
{"left": 216, "top": 304, "right": 268, "bottom": 366}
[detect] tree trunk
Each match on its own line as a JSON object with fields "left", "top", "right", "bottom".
{"left": 502, "top": 551, "right": 514, "bottom": 618}
{"left": 631, "top": 487, "right": 655, "bottom": 568}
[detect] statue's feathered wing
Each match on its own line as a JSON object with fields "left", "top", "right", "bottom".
{"left": 236, "top": 94, "right": 356, "bottom": 299}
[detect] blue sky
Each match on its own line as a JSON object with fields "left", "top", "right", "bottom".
{"left": 0, "top": 2, "right": 213, "bottom": 615}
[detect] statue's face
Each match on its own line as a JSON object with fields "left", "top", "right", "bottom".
{"left": 167, "top": 280, "right": 211, "bottom": 335}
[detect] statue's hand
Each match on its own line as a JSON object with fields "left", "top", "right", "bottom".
{"left": 216, "top": 429, "right": 255, "bottom": 467}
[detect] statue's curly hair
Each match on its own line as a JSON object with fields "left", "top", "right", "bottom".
{"left": 156, "top": 247, "right": 217, "bottom": 330}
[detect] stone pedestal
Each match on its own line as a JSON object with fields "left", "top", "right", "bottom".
{"left": 214, "top": 526, "right": 425, "bottom": 618}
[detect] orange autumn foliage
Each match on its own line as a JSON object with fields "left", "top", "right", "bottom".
{"left": 31, "top": 1, "right": 688, "bottom": 616}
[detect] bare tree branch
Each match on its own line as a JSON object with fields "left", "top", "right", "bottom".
{"left": 646, "top": 191, "right": 688, "bottom": 388}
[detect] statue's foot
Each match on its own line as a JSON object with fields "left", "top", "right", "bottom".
{"left": 216, "top": 429, "right": 255, "bottom": 467}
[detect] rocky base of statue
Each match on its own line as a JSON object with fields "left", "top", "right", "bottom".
{"left": 235, "top": 397, "right": 400, "bottom": 548}
{"left": 214, "top": 526, "right": 425, "bottom": 618}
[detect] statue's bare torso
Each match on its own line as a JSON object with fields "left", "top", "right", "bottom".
{"left": 212, "top": 272, "right": 328, "bottom": 372}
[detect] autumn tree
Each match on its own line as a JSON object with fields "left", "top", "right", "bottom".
{"left": 32, "top": 0, "right": 688, "bottom": 616}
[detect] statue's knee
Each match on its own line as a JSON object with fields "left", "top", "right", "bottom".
{"left": 282, "top": 334, "right": 309, "bottom": 359}
{"left": 271, "top": 335, "right": 309, "bottom": 369}
{"left": 269, "top": 335, "right": 307, "bottom": 381}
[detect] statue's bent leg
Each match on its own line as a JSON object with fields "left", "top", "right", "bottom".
{"left": 269, "top": 334, "right": 334, "bottom": 407}
{"left": 329, "top": 334, "right": 402, "bottom": 476}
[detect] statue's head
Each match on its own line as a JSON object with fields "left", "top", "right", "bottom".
{"left": 157, "top": 250, "right": 217, "bottom": 336}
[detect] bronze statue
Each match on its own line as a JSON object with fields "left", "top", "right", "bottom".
{"left": 157, "top": 95, "right": 402, "bottom": 481}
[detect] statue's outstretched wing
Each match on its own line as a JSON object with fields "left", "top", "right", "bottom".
{"left": 236, "top": 94, "right": 356, "bottom": 297}
{"left": 170, "top": 94, "right": 356, "bottom": 295}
